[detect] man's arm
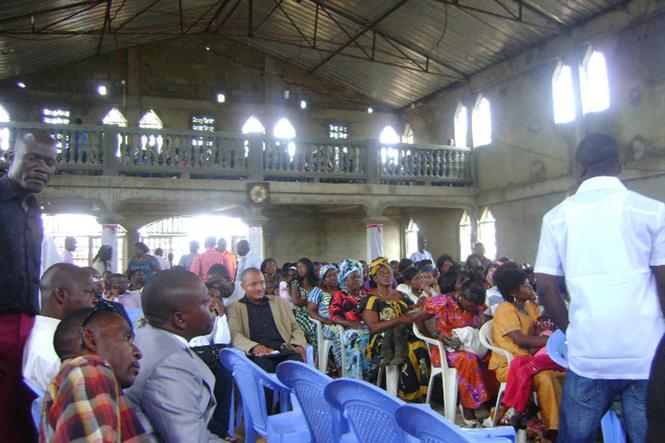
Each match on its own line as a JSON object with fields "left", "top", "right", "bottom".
{"left": 653, "top": 266, "right": 665, "bottom": 318}
{"left": 226, "top": 303, "right": 259, "bottom": 352}
{"left": 141, "top": 353, "right": 224, "bottom": 443}
{"left": 536, "top": 274, "right": 569, "bottom": 331}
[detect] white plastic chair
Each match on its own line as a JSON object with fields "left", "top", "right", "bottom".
{"left": 479, "top": 320, "right": 527, "bottom": 443}
{"left": 412, "top": 323, "right": 459, "bottom": 422}
{"left": 312, "top": 318, "right": 334, "bottom": 372}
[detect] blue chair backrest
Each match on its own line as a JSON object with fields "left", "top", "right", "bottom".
{"left": 324, "top": 378, "right": 408, "bottom": 443}
{"left": 219, "top": 348, "right": 274, "bottom": 435}
{"left": 126, "top": 308, "right": 143, "bottom": 326}
{"left": 395, "top": 404, "right": 472, "bottom": 443}
{"left": 24, "top": 379, "right": 44, "bottom": 433}
{"left": 276, "top": 360, "right": 341, "bottom": 443}
{"left": 545, "top": 330, "right": 569, "bottom": 369}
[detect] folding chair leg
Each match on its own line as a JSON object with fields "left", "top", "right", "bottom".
{"left": 385, "top": 365, "right": 399, "bottom": 396}
{"left": 442, "top": 372, "right": 458, "bottom": 422}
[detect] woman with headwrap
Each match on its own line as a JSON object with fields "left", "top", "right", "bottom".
{"left": 308, "top": 264, "right": 339, "bottom": 368}
{"left": 329, "top": 259, "right": 371, "bottom": 379}
{"left": 289, "top": 257, "right": 318, "bottom": 352}
{"left": 360, "top": 257, "right": 432, "bottom": 401}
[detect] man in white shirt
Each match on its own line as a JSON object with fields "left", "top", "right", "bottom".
{"left": 409, "top": 237, "right": 433, "bottom": 265}
{"left": 535, "top": 133, "right": 665, "bottom": 443}
{"left": 154, "top": 247, "right": 171, "bottom": 270}
{"left": 61, "top": 236, "right": 77, "bottom": 264}
{"left": 22, "top": 263, "right": 97, "bottom": 390}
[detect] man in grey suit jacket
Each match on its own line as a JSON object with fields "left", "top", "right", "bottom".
{"left": 227, "top": 268, "right": 307, "bottom": 372}
{"left": 125, "top": 268, "right": 224, "bottom": 443}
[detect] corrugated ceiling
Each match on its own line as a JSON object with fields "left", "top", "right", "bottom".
{"left": 0, "top": 0, "right": 629, "bottom": 108}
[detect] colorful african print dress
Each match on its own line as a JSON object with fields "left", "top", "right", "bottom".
{"left": 422, "top": 294, "right": 498, "bottom": 409}
{"left": 290, "top": 280, "right": 317, "bottom": 351}
{"left": 329, "top": 288, "right": 371, "bottom": 380}
{"left": 359, "top": 294, "right": 430, "bottom": 402}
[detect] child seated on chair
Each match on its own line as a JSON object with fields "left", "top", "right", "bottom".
{"left": 492, "top": 268, "right": 566, "bottom": 430}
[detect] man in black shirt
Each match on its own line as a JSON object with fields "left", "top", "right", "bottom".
{"left": 227, "top": 268, "right": 306, "bottom": 373}
{"left": 0, "top": 131, "right": 57, "bottom": 441}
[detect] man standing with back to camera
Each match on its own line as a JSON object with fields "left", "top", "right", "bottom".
{"left": 0, "top": 131, "right": 58, "bottom": 441}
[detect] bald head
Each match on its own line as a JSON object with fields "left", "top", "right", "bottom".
{"left": 9, "top": 131, "right": 57, "bottom": 195}
{"left": 40, "top": 263, "right": 97, "bottom": 319}
{"left": 575, "top": 133, "right": 621, "bottom": 184}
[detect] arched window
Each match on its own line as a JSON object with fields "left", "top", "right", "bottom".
{"left": 273, "top": 118, "right": 296, "bottom": 160}
{"left": 138, "top": 109, "right": 163, "bottom": 129}
{"left": 102, "top": 107, "right": 127, "bottom": 127}
{"left": 138, "top": 109, "right": 163, "bottom": 150}
{"left": 459, "top": 211, "right": 472, "bottom": 260}
{"left": 477, "top": 208, "right": 497, "bottom": 260}
{"left": 402, "top": 124, "right": 414, "bottom": 144}
{"left": 552, "top": 63, "right": 576, "bottom": 124}
{"left": 242, "top": 116, "right": 265, "bottom": 134}
{"left": 379, "top": 125, "right": 400, "bottom": 165}
{"left": 0, "top": 104, "right": 10, "bottom": 153}
{"left": 472, "top": 96, "right": 491, "bottom": 147}
{"left": 405, "top": 219, "right": 420, "bottom": 258}
{"left": 454, "top": 103, "right": 468, "bottom": 147}
{"left": 580, "top": 48, "right": 610, "bottom": 114}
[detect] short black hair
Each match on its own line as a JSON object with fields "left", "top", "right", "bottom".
{"left": 207, "top": 263, "right": 229, "bottom": 279}
{"left": 460, "top": 283, "right": 486, "bottom": 306}
{"left": 260, "top": 258, "right": 277, "bottom": 274}
{"left": 398, "top": 258, "right": 413, "bottom": 272}
{"left": 494, "top": 268, "right": 527, "bottom": 303}
{"left": 575, "top": 133, "right": 620, "bottom": 176}
{"left": 436, "top": 254, "right": 454, "bottom": 270}
{"left": 54, "top": 308, "right": 91, "bottom": 359}
{"left": 134, "top": 242, "right": 149, "bottom": 253}
{"left": 403, "top": 267, "right": 420, "bottom": 282}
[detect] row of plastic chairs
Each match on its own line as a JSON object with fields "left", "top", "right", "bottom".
{"left": 219, "top": 347, "right": 517, "bottom": 443}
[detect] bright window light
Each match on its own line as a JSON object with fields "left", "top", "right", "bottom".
{"left": 42, "top": 108, "right": 70, "bottom": 125}
{"left": 216, "top": 93, "right": 225, "bottom": 103}
{"left": 459, "top": 211, "right": 472, "bottom": 260}
{"left": 367, "top": 107, "right": 374, "bottom": 114}
{"left": 16, "top": 81, "right": 26, "bottom": 89}
{"left": 472, "top": 96, "right": 492, "bottom": 147}
{"left": 273, "top": 118, "right": 296, "bottom": 139}
{"left": 580, "top": 49, "right": 610, "bottom": 114}
{"left": 477, "top": 208, "right": 497, "bottom": 260}
{"left": 242, "top": 116, "right": 265, "bottom": 134}
{"left": 138, "top": 109, "right": 163, "bottom": 129}
{"left": 552, "top": 63, "right": 576, "bottom": 124}
{"left": 97, "top": 85, "right": 107, "bottom": 96}
{"left": 379, "top": 125, "right": 399, "bottom": 145}
{"left": 0, "top": 104, "right": 10, "bottom": 152}
{"left": 454, "top": 103, "right": 468, "bottom": 147}
{"left": 102, "top": 107, "right": 127, "bottom": 127}
{"left": 402, "top": 125, "right": 414, "bottom": 144}
{"left": 300, "top": 100, "right": 307, "bottom": 110}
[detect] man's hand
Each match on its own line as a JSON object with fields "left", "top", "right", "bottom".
{"left": 250, "top": 344, "right": 274, "bottom": 356}
{"left": 292, "top": 345, "right": 307, "bottom": 362}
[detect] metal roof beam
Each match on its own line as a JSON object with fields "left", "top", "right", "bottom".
{"left": 0, "top": 1, "right": 101, "bottom": 26}
{"left": 38, "top": 1, "right": 105, "bottom": 32}
{"left": 276, "top": 0, "right": 315, "bottom": 48}
{"left": 214, "top": 0, "right": 243, "bottom": 34}
{"left": 318, "top": 4, "right": 371, "bottom": 59}
{"left": 185, "top": 0, "right": 222, "bottom": 33}
{"left": 309, "top": 0, "right": 408, "bottom": 73}
{"left": 308, "top": 0, "right": 466, "bottom": 78}
{"left": 113, "top": 0, "right": 162, "bottom": 32}
{"left": 96, "top": 0, "right": 112, "bottom": 56}
{"left": 252, "top": 0, "right": 283, "bottom": 34}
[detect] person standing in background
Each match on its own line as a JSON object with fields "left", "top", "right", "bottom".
{"left": 62, "top": 236, "right": 77, "bottom": 264}
{"left": 0, "top": 131, "right": 58, "bottom": 442}
{"left": 216, "top": 238, "right": 237, "bottom": 282}
{"left": 178, "top": 240, "right": 199, "bottom": 270}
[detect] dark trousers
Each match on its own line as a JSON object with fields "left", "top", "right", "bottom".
{"left": 249, "top": 350, "right": 303, "bottom": 374}
{"left": 208, "top": 364, "right": 234, "bottom": 439}
{"left": 647, "top": 333, "right": 665, "bottom": 443}
{"left": 0, "top": 313, "right": 36, "bottom": 443}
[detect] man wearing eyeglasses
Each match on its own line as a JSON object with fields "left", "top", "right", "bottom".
{"left": 0, "top": 131, "right": 57, "bottom": 442}
{"left": 41, "top": 304, "right": 147, "bottom": 442}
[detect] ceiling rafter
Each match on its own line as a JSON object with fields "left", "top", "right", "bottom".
{"left": 214, "top": 0, "right": 243, "bottom": 34}
{"left": 204, "top": 0, "right": 231, "bottom": 32}
{"left": 113, "top": 0, "right": 162, "bottom": 32}
{"left": 0, "top": 1, "right": 101, "bottom": 26}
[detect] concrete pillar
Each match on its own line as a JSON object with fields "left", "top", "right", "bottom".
{"left": 244, "top": 208, "right": 267, "bottom": 261}
{"left": 365, "top": 215, "right": 389, "bottom": 262}
{"left": 97, "top": 215, "right": 124, "bottom": 272}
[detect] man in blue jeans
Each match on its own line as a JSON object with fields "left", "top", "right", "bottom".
{"left": 534, "top": 133, "right": 665, "bottom": 443}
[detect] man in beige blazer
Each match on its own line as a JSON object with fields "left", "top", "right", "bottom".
{"left": 227, "top": 268, "right": 307, "bottom": 372}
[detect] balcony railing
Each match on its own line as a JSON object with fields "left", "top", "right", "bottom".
{"left": 0, "top": 122, "right": 473, "bottom": 185}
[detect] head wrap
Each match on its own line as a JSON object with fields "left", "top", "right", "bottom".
{"left": 319, "top": 263, "right": 338, "bottom": 280}
{"left": 369, "top": 257, "right": 391, "bottom": 280}
{"left": 337, "top": 259, "right": 363, "bottom": 291}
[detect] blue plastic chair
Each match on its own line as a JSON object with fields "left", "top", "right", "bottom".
{"left": 276, "top": 360, "right": 357, "bottom": 443}
{"left": 23, "top": 378, "right": 44, "bottom": 432}
{"left": 125, "top": 308, "right": 143, "bottom": 326}
{"left": 219, "top": 348, "right": 309, "bottom": 443}
{"left": 546, "top": 330, "right": 627, "bottom": 443}
{"left": 324, "top": 378, "right": 411, "bottom": 443}
{"left": 395, "top": 404, "right": 516, "bottom": 443}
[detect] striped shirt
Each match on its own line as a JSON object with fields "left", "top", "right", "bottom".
{"left": 40, "top": 355, "right": 147, "bottom": 442}
{"left": 190, "top": 248, "right": 232, "bottom": 282}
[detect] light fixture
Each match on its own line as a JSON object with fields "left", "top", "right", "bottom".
{"left": 284, "top": 90, "right": 290, "bottom": 99}
{"left": 205, "top": 45, "right": 211, "bottom": 51}
{"left": 300, "top": 100, "right": 307, "bottom": 109}
{"left": 216, "top": 93, "right": 226, "bottom": 103}
{"left": 16, "top": 81, "right": 26, "bottom": 88}
{"left": 97, "top": 85, "right": 107, "bottom": 96}
{"left": 367, "top": 107, "right": 374, "bottom": 114}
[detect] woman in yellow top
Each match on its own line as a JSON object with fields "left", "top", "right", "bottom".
{"left": 489, "top": 268, "right": 564, "bottom": 441}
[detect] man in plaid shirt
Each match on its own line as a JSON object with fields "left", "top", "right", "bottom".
{"left": 40, "top": 304, "right": 149, "bottom": 442}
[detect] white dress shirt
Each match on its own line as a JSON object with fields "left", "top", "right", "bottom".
{"left": 22, "top": 315, "right": 61, "bottom": 391}
{"left": 535, "top": 176, "right": 665, "bottom": 379}
{"left": 410, "top": 250, "right": 433, "bottom": 264}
